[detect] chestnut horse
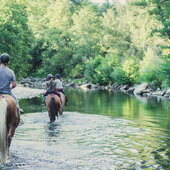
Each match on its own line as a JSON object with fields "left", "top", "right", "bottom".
{"left": 45, "top": 94, "right": 61, "bottom": 123}
{"left": 45, "top": 93, "right": 66, "bottom": 123}
{"left": 58, "top": 92, "right": 66, "bottom": 115}
{"left": 0, "top": 94, "right": 20, "bottom": 163}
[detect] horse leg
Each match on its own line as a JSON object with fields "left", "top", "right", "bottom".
{"left": 65, "top": 95, "right": 68, "bottom": 106}
{"left": 6, "top": 126, "right": 16, "bottom": 163}
{"left": 0, "top": 140, "right": 6, "bottom": 163}
{"left": 59, "top": 107, "right": 63, "bottom": 115}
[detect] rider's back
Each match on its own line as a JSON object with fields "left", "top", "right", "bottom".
{"left": 46, "top": 79, "right": 56, "bottom": 91}
{"left": 0, "top": 66, "right": 15, "bottom": 93}
{"left": 55, "top": 79, "right": 63, "bottom": 89}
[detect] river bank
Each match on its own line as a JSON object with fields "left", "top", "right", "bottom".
{"left": 19, "top": 77, "right": 170, "bottom": 101}
{"left": 12, "top": 85, "right": 44, "bottom": 100}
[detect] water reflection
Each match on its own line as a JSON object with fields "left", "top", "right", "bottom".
{"left": 9, "top": 88, "right": 170, "bottom": 169}
{"left": 47, "top": 123, "right": 60, "bottom": 138}
{"left": 19, "top": 96, "right": 45, "bottom": 113}
{"left": 19, "top": 88, "right": 170, "bottom": 124}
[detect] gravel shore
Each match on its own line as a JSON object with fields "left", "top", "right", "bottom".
{"left": 12, "top": 85, "right": 44, "bottom": 100}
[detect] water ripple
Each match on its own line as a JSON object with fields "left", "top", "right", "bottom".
{"left": 0, "top": 111, "right": 168, "bottom": 169}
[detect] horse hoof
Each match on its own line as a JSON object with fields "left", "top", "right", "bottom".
{"left": 1, "top": 157, "right": 10, "bottom": 164}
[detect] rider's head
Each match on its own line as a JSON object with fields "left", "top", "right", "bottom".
{"left": 55, "top": 74, "right": 60, "bottom": 79}
{"left": 47, "top": 74, "right": 53, "bottom": 80}
{"left": 0, "top": 53, "right": 10, "bottom": 65}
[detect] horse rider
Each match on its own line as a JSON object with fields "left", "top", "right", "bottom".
{"left": 0, "top": 53, "right": 22, "bottom": 115}
{"left": 54, "top": 74, "right": 68, "bottom": 105}
{"left": 43, "top": 74, "right": 62, "bottom": 105}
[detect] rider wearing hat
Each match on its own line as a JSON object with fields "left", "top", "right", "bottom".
{"left": 43, "top": 74, "right": 62, "bottom": 104}
{"left": 54, "top": 74, "right": 68, "bottom": 105}
{"left": 0, "top": 53, "right": 21, "bottom": 114}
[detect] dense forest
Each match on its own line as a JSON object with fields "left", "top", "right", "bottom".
{"left": 0, "top": 0, "right": 169, "bottom": 88}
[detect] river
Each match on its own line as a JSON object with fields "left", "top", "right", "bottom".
{"left": 1, "top": 88, "right": 170, "bottom": 169}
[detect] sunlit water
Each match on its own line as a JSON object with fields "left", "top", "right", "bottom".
{"left": 1, "top": 89, "right": 170, "bottom": 169}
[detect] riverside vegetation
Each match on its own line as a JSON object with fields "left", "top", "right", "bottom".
{"left": 0, "top": 0, "right": 170, "bottom": 89}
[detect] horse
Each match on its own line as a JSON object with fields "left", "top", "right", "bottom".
{"left": 45, "top": 92, "right": 66, "bottom": 122}
{"left": 58, "top": 92, "right": 66, "bottom": 115}
{"left": 0, "top": 94, "right": 20, "bottom": 163}
{"left": 45, "top": 94, "right": 61, "bottom": 123}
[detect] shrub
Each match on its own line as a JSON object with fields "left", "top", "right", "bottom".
{"left": 139, "top": 48, "right": 162, "bottom": 87}
{"left": 84, "top": 55, "right": 118, "bottom": 85}
{"left": 159, "top": 58, "right": 170, "bottom": 88}
{"left": 122, "top": 58, "right": 139, "bottom": 83}
{"left": 110, "top": 66, "right": 130, "bottom": 85}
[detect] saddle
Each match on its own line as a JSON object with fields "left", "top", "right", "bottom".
{"left": 48, "top": 90, "right": 61, "bottom": 97}
{"left": 0, "top": 94, "right": 5, "bottom": 97}
{"left": 0, "top": 94, "right": 11, "bottom": 99}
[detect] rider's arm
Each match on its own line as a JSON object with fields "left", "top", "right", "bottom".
{"left": 11, "top": 81, "right": 16, "bottom": 89}
{"left": 46, "top": 82, "right": 50, "bottom": 90}
{"left": 55, "top": 80, "right": 59, "bottom": 90}
{"left": 10, "top": 70, "right": 16, "bottom": 89}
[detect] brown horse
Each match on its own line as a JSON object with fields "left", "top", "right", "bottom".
{"left": 45, "top": 93, "right": 66, "bottom": 122}
{"left": 58, "top": 92, "right": 66, "bottom": 115}
{"left": 0, "top": 94, "right": 20, "bottom": 163}
{"left": 45, "top": 94, "right": 61, "bottom": 123}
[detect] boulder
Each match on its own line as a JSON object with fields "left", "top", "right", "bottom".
{"left": 111, "top": 83, "right": 121, "bottom": 90}
{"left": 134, "top": 83, "right": 148, "bottom": 96}
{"left": 80, "top": 83, "right": 92, "bottom": 90}
{"left": 152, "top": 90, "right": 166, "bottom": 96}
{"left": 126, "top": 87, "right": 135, "bottom": 94}
{"left": 164, "top": 89, "right": 170, "bottom": 98}
{"left": 120, "top": 85, "right": 129, "bottom": 91}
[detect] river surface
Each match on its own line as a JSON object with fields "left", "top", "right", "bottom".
{"left": 1, "top": 88, "right": 170, "bottom": 170}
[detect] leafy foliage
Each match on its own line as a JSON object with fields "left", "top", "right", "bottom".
{"left": 0, "top": 0, "right": 33, "bottom": 78}
{"left": 0, "top": 0, "right": 169, "bottom": 88}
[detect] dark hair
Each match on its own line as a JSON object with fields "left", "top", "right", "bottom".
{"left": 0, "top": 53, "right": 10, "bottom": 65}
{"left": 55, "top": 74, "right": 60, "bottom": 79}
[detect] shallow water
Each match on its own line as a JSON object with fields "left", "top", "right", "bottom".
{"left": 1, "top": 89, "right": 170, "bottom": 169}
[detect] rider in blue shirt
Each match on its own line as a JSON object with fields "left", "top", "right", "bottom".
{"left": 0, "top": 53, "right": 21, "bottom": 114}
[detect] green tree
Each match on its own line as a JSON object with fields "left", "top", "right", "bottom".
{"left": 27, "top": 0, "right": 73, "bottom": 77}
{"left": 35, "top": 28, "right": 72, "bottom": 77}
{"left": 0, "top": 0, "right": 34, "bottom": 78}
{"left": 70, "top": 4, "right": 102, "bottom": 78}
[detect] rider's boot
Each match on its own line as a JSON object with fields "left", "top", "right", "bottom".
{"left": 17, "top": 108, "right": 24, "bottom": 126}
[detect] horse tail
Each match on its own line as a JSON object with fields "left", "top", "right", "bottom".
{"left": 0, "top": 97, "right": 7, "bottom": 158}
{"left": 50, "top": 97, "right": 56, "bottom": 123}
